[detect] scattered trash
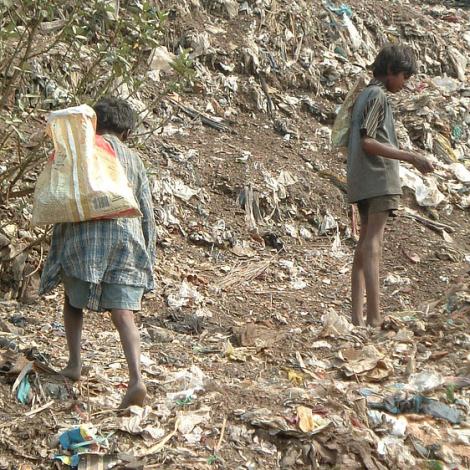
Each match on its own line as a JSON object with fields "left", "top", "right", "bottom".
{"left": 368, "top": 410, "right": 407, "bottom": 437}
{"left": 369, "top": 394, "right": 462, "bottom": 424}
{"left": 148, "top": 46, "right": 177, "bottom": 82}
{"left": 165, "top": 365, "right": 207, "bottom": 404}
{"left": 400, "top": 167, "right": 445, "bottom": 207}
{"left": 384, "top": 274, "right": 411, "bottom": 287}
{"left": 54, "top": 424, "right": 110, "bottom": 468}
{"left": 296, "top": 406, "right": 331, "bottom": 433}
{"left": 339, "top": 345, "right": 393, "bottom": 382}
{"left": 319, "top": 212, "right": 338, "bottom": 235}
{"left": 320, "top": 310, "right": 354, "bottom": 337}
{"left": 224, "top": 340, "right": 250, "bottom": 362}
{"left": 406, "top": 371, "right": 445, "bottom": 393}
{"left": 236, "top": 407, "right": 330, "bottom": 438}
{"left": 450, "top": 163, "right": 470, "bottom": 184}
{"left": 1, "top": 0, "right": 469, "bottom": 468}
{"left": 167, "top": 280, "right": 204, "bottom": 309}
{"left": 112, "top": 405, "right": 165, "bottom": 441}
{"left": 177, "top": 406, "right": 211, "bottom": 443}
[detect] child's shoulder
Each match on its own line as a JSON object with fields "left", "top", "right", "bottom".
{"left": 354, "top": 85, "right": 387, "bottom": 112}
{"left": 360, "top": 83, "right": 386, "bottom": 100}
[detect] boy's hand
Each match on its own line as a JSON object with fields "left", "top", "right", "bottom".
{"left": 410, "top": 154, "right": 434, "bottom": 174}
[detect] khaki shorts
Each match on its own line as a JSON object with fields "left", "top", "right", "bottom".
{"left": 357, "top": 195, "right": 400, "bottom": 216}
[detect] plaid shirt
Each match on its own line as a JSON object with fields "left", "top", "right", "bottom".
{"left": 39, "top": 134, "right": 156, "bottom": 309}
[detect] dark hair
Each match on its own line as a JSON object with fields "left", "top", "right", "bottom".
{"left": 371, "top": 44, "right": 417, "bottom": 78}
{"left": 93, "top": 97, "right": 137, "bottom": 135}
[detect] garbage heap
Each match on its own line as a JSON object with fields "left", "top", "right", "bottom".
{"left": 0, "top": 0, "right": 469, "bottom": 469}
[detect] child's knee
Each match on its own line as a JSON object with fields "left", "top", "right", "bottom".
{"left": 111, "top": 309, "right": 135, "bottom": 328}
{"left": 364, "top": 238, "right": 382, "bottom": 257}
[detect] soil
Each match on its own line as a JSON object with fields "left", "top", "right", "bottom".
{"left": 0, "top": 0, "right": 469, "bottom": 468}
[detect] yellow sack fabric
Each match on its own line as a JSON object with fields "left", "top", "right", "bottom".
{"left": 32, "top": 105, "right": 142, "bottom": 226}
{"left": 331, "top": 74, "right": 367, "bottom": 150}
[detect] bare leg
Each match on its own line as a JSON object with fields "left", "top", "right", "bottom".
{"left": 61, "top": 295, "right": 83, "bottom": 381}
{"left": 111, "top": 309, "right": 147, "bottom": 408}
{"left": 351, "top": 213, "right": 368, "bottom": 326}
{"left": 351, "top": 205, "right": 360, "bottom": 240}
{"left": 362, "top": 211, "right": 389, "bottom": 327}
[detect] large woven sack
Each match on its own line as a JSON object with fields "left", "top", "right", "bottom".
{"left": 331, "top": 74, "right": 367, "bottom": 150}
{"left": 32, "top": 105, "right": 142, "bottom": 226}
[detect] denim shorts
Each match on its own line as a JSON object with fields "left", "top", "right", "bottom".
{"left": 62, "top": 274, "right": 144, "bottom": 311}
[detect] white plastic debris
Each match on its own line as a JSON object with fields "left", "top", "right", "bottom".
{"left": 400, "top": 166, "right": 445, "bottom": 207}
{"left": 405, "top": 370, "right": 445, "bottom": 393}
{"left": 432, "top": 76, "right": 461, "bottom": 95}
{"left": 299, "top": 227, "right": 313, "bottom": 240}
{"left": 320, "top": 310, "right": 354, "bottom": 337}
{"left": 147, "top": 46, "right": 176, "bottom": 82}
{"left": 450, "top": 163, "right": 470, "bottom": 184}
{"left": 448, "top": 46, "right": 467, "bottom": 82}
{"left": 291, "top": 279, "right": 307, "bottom": 290}
{"left": 384, "top": 274, "right": 411, "bottom": 286}
{"left": 342, "top": 13, "right": 362, "bottom": 50}
{"left": 167, "top": 281, "right": 204, "bottom": 309}
{"left": 319, "top": 212, "right": 337, "bottom": 235}
{"left": 177, "top": 406, "right": 211, "bottom": 435}
{"left": 368, "top": 410, "right": 408, "bottom": 437}
{"left": 285, "top": 223, "right": 299, "bottom": 238}
{"left": 165, "top": 365, "right": 207, "bottom": 402}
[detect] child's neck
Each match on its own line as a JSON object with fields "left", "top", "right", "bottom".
{"left": 98, "top": 131, "right": 125, "bottom": 142}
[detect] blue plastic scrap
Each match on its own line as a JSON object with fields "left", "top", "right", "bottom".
{"left": 53, "top": 426, "right": 112, "bottom": 467}
{"left": 325, "top": 1, "right": 353, "bottom": 17}
{"left": 54, "top": 454, "right": 80, "bottom": 468}
{"left": 59, "top": 427, "right": 90, "bottom": 451}
{"left": 16, "top": 375, "right": 31, "bottom": 405}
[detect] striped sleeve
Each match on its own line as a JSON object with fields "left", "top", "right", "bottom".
{"left": 359, "top": 93, "right": 385, "bottom": 139}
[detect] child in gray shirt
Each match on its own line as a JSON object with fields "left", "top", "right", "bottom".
{"left": 348, "top": 45, "right": 434, "bottom": 327}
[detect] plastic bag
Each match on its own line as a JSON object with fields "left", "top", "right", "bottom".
{"left": 342, "top": 13, "right": 362, "bottom": 50}
{"left": 32, "top": 105, "right": 142, "bottom": 226}
{"left": 331, "top": 74, "right": 367, "bottom": 149}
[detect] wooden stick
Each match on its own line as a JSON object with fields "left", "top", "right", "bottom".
{"left": 403, "top": 208, "right": 454, "bottom": 232}
{"left": 138, "top": 419, "right": 180, "bottom": 456}
{"left": 25, "top": 400, "right": 54, "bottom": 417}
{"left": 215, "top": 416, "right": 227, "bottom": 453}
{"left": 168, "top": 98, "right": 232, "bottom": 133}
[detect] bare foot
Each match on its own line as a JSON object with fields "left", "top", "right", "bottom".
{"left": 367, "top": 319, "right": 383, "bottom": 328}
{"left": 352, "top": 317, "right": 366, "bottom": 327}
{"left": 60, "top": 364, "right": 82, "bottom": 382}
{"left": 119, "top": 381, "right": 147, "bottom": 409}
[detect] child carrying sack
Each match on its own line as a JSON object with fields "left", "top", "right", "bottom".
{"left": 331, "top": 74, "right": 367, "bottom": 150}
{"left": 32, "top": 104, "right": 142, "bottom": 226}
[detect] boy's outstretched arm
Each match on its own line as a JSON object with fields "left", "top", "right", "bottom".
{"left": 362, "top": 137, "right": 434, "bottom": 174}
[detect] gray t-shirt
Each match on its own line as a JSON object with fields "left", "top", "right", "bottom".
{"left": 347, "top": 80, "right": 402, "bottom": 203}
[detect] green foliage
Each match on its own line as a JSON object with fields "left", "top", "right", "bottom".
{"left": 207, "top": 454, "right": 221, "bottom": 465}
{"left": 427, "top": 460, "right": 444, "bottom": 470}
{"left": 0, "top": 1, "right": 190, "bottom": 200}
{"left": 0, "top": 0, "right": 169, "bottom": 107}
{"left": 171, "top": 49, "right": 197, "bottom": 83}
{"left": 446, "top": 384, "right": 456, "bottom": 403}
